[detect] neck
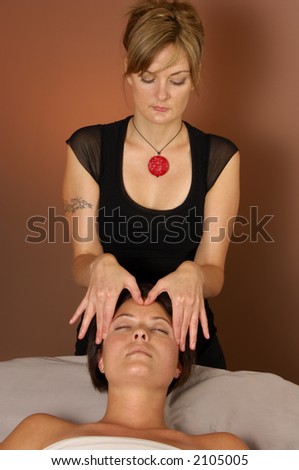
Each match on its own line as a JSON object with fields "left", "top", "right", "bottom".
{"left": 131, "top": 115, "right": 183, "bottom": 150}
{"left": 100, "top": 385, "right": 167, "bottom": 429}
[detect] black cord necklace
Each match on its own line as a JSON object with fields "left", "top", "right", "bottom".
{"left": 132, "top": 118, "right": 183, "bottom": 177}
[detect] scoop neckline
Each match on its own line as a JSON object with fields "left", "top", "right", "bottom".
{"left": 118, "top": 116, "right": 196, "bottom": 215}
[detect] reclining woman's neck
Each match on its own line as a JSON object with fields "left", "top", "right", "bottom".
{"left": 100, "top": 385, "right": 167, "bottom": 429}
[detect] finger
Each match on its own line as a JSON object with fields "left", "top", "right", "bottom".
{"left": 171, "top": 298, "right": 184, "bottom": 346}
{"left": 198, "top": 302, "right": 210, "bottom": 340}
{"left": 189, "top": 311, "right": 199, "bottom": 350}
{"left": 179, "top": 307, "right": 193, "bottom": 352}
{"left": 126, "top": 279, "right": 143, "bottom": 305}
{"left": 93, "top": 294, "right": 107, "bottom": 344}
{"left": 143, "top": 281, "right": 165, "bottom": 305}
{"left": 77, "top": 301, "right": 97, "bottom": 340}
{"left": 100, "top": 293, "right": 118, "bottom": 341}
{"left": 95, "top": 314, "right": 103, "bottom": 345}
{"left": 69, "top": 296, "right": 88, "bottom": 325}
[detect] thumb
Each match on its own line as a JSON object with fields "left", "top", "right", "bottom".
{"left": 144, "top": 284, "right": 164, "bottom": 305}
{"left": 128, "top": 283, "right": 143, "bottom": 305}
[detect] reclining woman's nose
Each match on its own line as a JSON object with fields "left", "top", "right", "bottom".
{"left": 133, "top": 328, "right": 148, "bottom": 341}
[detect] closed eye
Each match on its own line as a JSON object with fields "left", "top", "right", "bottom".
{"left": 152, "top": 328, "right": 168, "bottom": 334}
{"left": 140, "top": 77, "right": 186, "bottom": 86}
{"left": 140, "top": 77, "right": 155, "bottom": 84}
{"left": 170, "top": 80, "right": 186, "bottom": 86}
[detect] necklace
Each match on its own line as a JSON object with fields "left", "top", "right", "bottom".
{"left": 132, "top": 118, "right": 183, "bottom": 177}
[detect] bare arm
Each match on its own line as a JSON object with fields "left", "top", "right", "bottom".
{"left": 194, "top": 150, "right": 240, "bottom": 296}
{"left": 63, "top": 146, "right": 142, "bottom": 343}
{"left": 63, "top": 145, "right": 103, "bottom": 286}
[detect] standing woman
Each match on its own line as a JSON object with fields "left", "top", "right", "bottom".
{"left": 64, "top": 0, "right": 240, "bottom": 366}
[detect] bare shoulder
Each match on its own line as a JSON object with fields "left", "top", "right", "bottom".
{"left": 0, "top": 413, "right": 76, "bottom": 450}
{"left": 192, "top": 432, "right": 249, "bottom": 450}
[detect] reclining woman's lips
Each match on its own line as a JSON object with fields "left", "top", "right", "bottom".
{"left": 127, "top": 346, "right": 152, "bottom": 357}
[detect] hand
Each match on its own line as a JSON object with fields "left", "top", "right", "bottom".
{"left": 144, "top": 261, "right": 209, "bottom": 351}
{"left": 69, "top": 253, "right": 143, "bottom": 344}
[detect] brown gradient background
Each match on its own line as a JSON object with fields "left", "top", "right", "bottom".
{"left": 1, "top": 0, "right": 299, "bottom": 384}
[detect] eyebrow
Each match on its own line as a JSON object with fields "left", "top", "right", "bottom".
{"left": 112, "top": 313, "right": 171, "bottom": 325}
{"left": 144, "top": 70, "right": 190, "bottom": 77}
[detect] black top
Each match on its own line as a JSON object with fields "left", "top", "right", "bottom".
{"left": 66, "top": 116, "right": 238, "bottom": 349}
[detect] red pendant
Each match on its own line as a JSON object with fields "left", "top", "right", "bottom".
{"left": 148, "top": 155, "right": 169, "bottom": 177}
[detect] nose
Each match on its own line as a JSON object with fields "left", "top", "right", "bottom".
{"left": 133, "top": 327, "right": 149, "bottom": 342}
{"left": 155, "top": 80, "right": 170, "bottom": 102}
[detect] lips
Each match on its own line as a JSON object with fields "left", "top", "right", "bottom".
{"left": 152, "top": 106, "right": 168, "bottom": 112}
{"left": 127, "top": 346, "right": 152, "bottom": 358}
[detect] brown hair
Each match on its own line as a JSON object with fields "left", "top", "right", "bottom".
{"left": 87, "top": 282, "right": 195, "bottom": 395}
{"left": 123, "top": 0, "right": 204, "bottom": 88}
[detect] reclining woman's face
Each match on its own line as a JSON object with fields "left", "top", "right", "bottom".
{"left": 98, "top": 299, "right": 182, "bottom": 390}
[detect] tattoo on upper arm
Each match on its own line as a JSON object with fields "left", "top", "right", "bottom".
{"left": 64, "top": 196, "right": 93, "bottom": 213}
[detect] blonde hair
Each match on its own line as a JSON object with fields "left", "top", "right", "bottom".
{"left": 123, "top": 0, "right": 204, "bottom": 87}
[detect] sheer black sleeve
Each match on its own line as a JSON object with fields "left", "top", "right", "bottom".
{"left": 66, "top": 125, "right": 102, "bottom": 183}
{"left": 207, "top": 135, "right": 238, "bottom": 191}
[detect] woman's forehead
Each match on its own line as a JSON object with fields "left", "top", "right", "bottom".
{"left": 114, "top": 298, "right": 171, "bottom": 322}
{"left": 146, "top": 44, "right": 189, "bottom": 73}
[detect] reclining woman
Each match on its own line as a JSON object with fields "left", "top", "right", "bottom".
{"left": 0, "top": 284, "right": 248, "bottom": 450}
